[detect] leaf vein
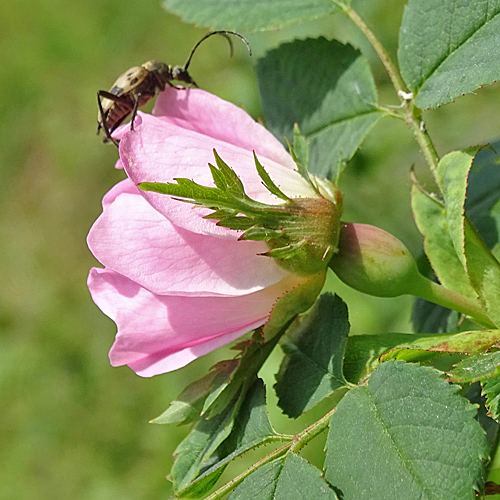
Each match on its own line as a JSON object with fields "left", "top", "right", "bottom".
{"left": 306, "top": 110, "right": 381, "bottom": 140}
{"left": 416, "top": 8, "right": 500, "bottom": 95}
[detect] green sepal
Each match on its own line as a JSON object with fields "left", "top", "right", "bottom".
{"left": 253, "top": 152, "right": 290, "bottom": 201}
{"left": 239, "top": 226, "right": 285, "bottom": 241}
{"left": 265, "top": 239, "right": 308, "bottom": 259}
{"left": 292, "top": 123, "right": 310, "bottom": 174}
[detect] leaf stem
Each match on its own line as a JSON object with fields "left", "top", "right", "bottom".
{"left": 204, "top": 408, "right": 337, "bottom": 500}
{"left": 290, "top": 407, "right": 336, "bottom": 453}
{"left": 203, "top": 442, "right": 290, "bottom": 500}
{"left": 407, "top": 107, "right": 441, "bottom": 189}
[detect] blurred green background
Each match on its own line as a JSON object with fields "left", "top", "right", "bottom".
{"left": 2, "top": 0, "right": 500, "bottom": 498}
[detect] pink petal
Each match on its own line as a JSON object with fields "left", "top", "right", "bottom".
{"left": 153, "top": 88, "right": 294, "bottom": 168}
{"left": 88, "top": 187, "right": 288, "bottom": 296}
{"left": 119, "top": 112, "right": 317, "bottom": 238}
{"left": 101, "top": 178, "right": 138, "bottom": 208}
{"left": 88, "top": 268, "right": 307, "bottom": 376}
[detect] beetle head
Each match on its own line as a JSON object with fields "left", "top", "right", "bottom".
{"left": 171, "top": 66, "right": 197, "bottom": 87}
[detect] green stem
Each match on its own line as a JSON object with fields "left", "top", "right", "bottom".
{"left": 411, "top": 275, "right": 496, "bottom": 329}
{"left": 338, "top": 2, "right": 406, "bottom": 94}
{"left": 291, "top": 407, "right": 336, "bottom": 453}
{"left": 337, "top": 1, "right": 443, "bottom": 189}
{"left": 204, "top": 442, "right": 290, "bottom": 500}
{"left": 406, "top": 107, "right": 441, "bottom": 190}
{"left": 204, "top": 408, "right": 337, "bottom": 500}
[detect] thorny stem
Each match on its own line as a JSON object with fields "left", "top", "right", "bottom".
{"left": 407, "top": 107, "right": 441, "bottom": 189}
{"left": 290, "top": 407, "right": 337, "bottom": 454}
{"left": 336, "top": 1, "right": 442, "bottom": 189}
{"left": 204, "top": 408, "right": 337, "bottom": 500}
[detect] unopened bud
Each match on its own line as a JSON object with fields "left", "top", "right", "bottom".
{"left": 329, "top": 223, "right": 421, "bottom": 297}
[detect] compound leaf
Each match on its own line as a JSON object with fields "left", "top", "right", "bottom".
{"left": 257, "top": 38, "right": 382, "bottom": 180}
{"left": 325, "top": 360, "right": 488, "bottom": 500}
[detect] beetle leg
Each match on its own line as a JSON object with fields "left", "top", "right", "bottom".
{"left": 129, "top": 95, "right": 141, "bottom": 131}
{"left": 97, "top": 90, "right": 125, "bottom": 102}
{"left": 97, "top": 91, "right": 121, "bottom": 147}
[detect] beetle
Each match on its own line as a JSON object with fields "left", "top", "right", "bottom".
{"left": 97, "top": 30, "right": 251, "bottom": 146}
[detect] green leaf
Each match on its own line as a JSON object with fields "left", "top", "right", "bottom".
{"left": 343, "top": 330, "right": 500, "bottom": 384}
{"left": 229, "top": 453, "right": 338, "bottom": 499}
{"left": 170, "top": 390, "right": 244, "bottom": 494}
{"left": 412, "top": 298, "right": 460, "bottom": 334}
{"left": 202, "top": 330, "right": 282, "bottom": 418}
{"left": 482, "top": 375, "right": 500, "bottom": 420}
{"left": 218, "top": 378, "right": 276, "bottom": 453}
{"left": 437, "top": 148, "right": 500, "bottom": 326}
{"left": 151, "top": 360, "right": 239, "bottom": 426}
{"left": 162, "top": 0, "right": 341, "bottom": 32}
{"left": 466, "top": 382, "right": 500, "bottom": 446}
{"left": 449, "top": 351, "right": 500, "bottom": 383}
{"left": 412, "top": 146, "right": 500, "bottom": 329}
{"left": 325, "top": 360, "right": 488, "bottom": 500}
{"left": 275, "top": 294, "right": 349, "bottom": 417}
{"left": 438, "top": 148, "right": 483, "bottom": 267}
{"left": 380, "top": 329, "right": 500, "bottom": 361}
{"left": 256, "top": 38, "right": 382, "bottom": 179}
{"left": 411, "top": 173, "right": 476, "bottom": 298}
{"left": 466, "top": 142, "right": 500, "bottom": 260}
{"left": 177, "top": 379, "right": 279, "bottom": 498}
{"left": 399, "top": 0, "right": 500, "bottom": 109}
{"left": 464, "top": 219, "right": 500, "bottom": 327}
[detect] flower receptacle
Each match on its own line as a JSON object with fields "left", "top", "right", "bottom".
{"left": 265, "top": 192, "right": 343, "bottom": 276}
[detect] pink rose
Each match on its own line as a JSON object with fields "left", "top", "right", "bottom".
{"left": 87, "top": 88, "right": 320, "bottom": 377}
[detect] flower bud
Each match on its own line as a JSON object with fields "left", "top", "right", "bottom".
{"left": 264, "top": 186, "right": 343, "bottom": 276}
{"left": 328, "top": 223, "right": 421, "bottom": 297}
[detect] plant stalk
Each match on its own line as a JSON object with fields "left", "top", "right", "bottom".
{"left": 338, "top": 2, "right": 442, "bottom": 188}
{"left": 411, "top": 276, "right": 496, "bottom": 329}
{"left": 204, "top": 408, "right": 337, "bottom": 500}
{"left": 338, "top": 2, "right": 406, "bottom": 94}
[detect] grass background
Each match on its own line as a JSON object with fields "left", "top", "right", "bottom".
{"left": 2, "top": 0, "right": 500, "bottom": 498}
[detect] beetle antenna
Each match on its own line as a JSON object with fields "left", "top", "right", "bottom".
{"left": 183, "top": 30, "right": 252, "bottom": 72}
